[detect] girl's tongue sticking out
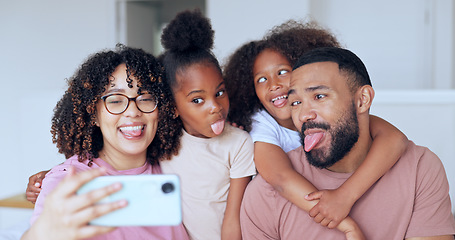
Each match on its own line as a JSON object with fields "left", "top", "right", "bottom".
{"left": 211, "top": 119, "right": 225, "bottom": 135}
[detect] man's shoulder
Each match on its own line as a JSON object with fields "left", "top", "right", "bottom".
{"left": 286, "top": 146, "right": 307, "bottom": 168}
{"left": 399, "top": 141, "right": 442, "bottom": 169}
{"left": 287, "top": 146, "right": 305, "bottom": 156}
{"left": 245, "top": 174, "right": 277, "bottom": 198}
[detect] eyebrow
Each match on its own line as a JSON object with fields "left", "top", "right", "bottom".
{"left": 254, "top": 64, "right": 291, "bottom": 78}
{"left": 105, "top": 88, "right": 126, "bottom": 94}
{"left": 288, "top": 88, "right": 296, "bottom": 96}
{"left": 186, "top": 81, "right": 225, "bottom": 97}
{"left": 287, "top": 85, "right": 330, "bottom": 96}
{"left": 187, "top": 89, "right": 204, "bottom": 97}
{"left": 306, "top": 85, "right": 330, "bottom": 91}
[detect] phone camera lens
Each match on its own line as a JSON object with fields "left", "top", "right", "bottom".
{"left": 161, "top": 182, "right": 175, "bottom": 194}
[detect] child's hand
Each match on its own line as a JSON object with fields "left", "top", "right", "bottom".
{"left": 305, "top": 188, "right": 356, "bottom": 229}
{"left": 227, "top": 121, "right": 244, "bottom": 130}
{"left": 26, "top": 170, "right": 49, "bottom": 204}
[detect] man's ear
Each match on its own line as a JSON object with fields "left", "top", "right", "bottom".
{"left": 356, "top": 85, "right": 374, "bottom": 114}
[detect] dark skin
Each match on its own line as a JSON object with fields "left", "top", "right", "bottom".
{"left": 26, "top": 170, "right": 48, "bottom": 204}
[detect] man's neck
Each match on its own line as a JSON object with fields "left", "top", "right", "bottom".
{"left": 326, "top": 129, "right": 373, "bottom": 173}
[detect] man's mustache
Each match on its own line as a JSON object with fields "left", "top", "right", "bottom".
{"left": 301, "top": 121, "right": 330, "bottom": 135}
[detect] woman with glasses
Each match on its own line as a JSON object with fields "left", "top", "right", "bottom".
{"left": 21, "top": 45, "right": 189, "bottom": 240}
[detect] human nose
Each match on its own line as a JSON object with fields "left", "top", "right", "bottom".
{"left": 297, "top": 102, "right": 316, "bottom": 123}
{"left": 123, "top": 99, "right": 142, "bottom": 117}
{"left": 209, "top": 99, "right": 223, "bottom": 114}
{"left": 268, "top": 75, "right": 283, "bottom": 91}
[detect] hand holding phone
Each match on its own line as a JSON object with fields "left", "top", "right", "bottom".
{"left": 77, "top": 174, "right": 182, "bottom": 227}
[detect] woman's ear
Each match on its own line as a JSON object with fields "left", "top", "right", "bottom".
{"left": 356, "top": 85, "right": 375, "bottom": 114}
{"left": 94, "top": 117, "right": 100, "bottom": 127}
{"left": 173, "top": 108, "right": 179, "bottom": 119}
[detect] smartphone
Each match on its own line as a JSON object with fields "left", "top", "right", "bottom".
{"left": 77, "top": 174, "right": 182, "bottom": 227}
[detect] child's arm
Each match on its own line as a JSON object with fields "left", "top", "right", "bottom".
{"left": 26, "top": 170, "right": 50, "bottom": 204}
{"left": 254, "top": 142, "right": 365, "bottom": 239}
{"left": 221, "top": 176, "right": 251, "bottom": 240}
{"left": 306, "top": 115, "right": 408, "bottom": 228}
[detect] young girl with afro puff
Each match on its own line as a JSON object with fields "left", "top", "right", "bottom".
{"left": 158, "top": 9, "right": 256, "bottom": 240}
{"left": 224, "top": 21, "right": 408, "bottom": 239}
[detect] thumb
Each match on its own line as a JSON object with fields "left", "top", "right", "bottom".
{"left": 305, "top": 191, "right": 324, "bottom": 201}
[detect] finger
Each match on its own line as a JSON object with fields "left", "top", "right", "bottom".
{"left": 28, "top": 174, "right": 38, "bottom": 182}
{"left": 309, "top": 204, "right": 320, "bottom": 217}
{"left": 25, "top": 191, "right": 38, "bottom": 203}
{"left": 37, "top": 171, "right": 48, "bottom": 181}
{"left": 71, "top": 199, "right": 127, "bottom": 227}
{"left": 327, "top": 219, "right": 340, "bottom": 229}
{"left": 320, "top": 217, "right": 332, "bottom": 227}
{"left": 312, "top": 213, "right": 324, "bottom": 223}
{"left": 53, "top": 167, "right": 106, "bottom": 199}
{"left": 68, "top": 181, "right": 123, "bottom": 213}
{"left": 35, "top": 177, "right": 44, "bottom": 185}
{"left": 305, "top": 191, "right": 323, "bottom": 201}
{"left": 27, "top": 185, "right": 42, "bottom": 194}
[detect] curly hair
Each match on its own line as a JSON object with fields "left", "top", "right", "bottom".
{"left": 223, "top": 20, "right": 340, "bottom": 132}
{"left": 51, "top": 44, "right": 181, "bottom": 166}
{"left": 159, "top": 8, "right": 222, "bottom": 90}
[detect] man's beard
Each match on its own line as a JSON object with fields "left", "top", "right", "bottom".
{"left": 299, "top": 102, "right": 359, "bottom": 169}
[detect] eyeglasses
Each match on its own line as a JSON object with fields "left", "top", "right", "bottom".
{"left": 100, "top": 93, "right": 158, "bottom": 115}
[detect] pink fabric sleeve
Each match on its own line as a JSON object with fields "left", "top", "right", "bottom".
{"left": 405, "top": 148, "right": 455, "bottom": 238}
{"left": 30, "top": 166, "right": 70, "bottom": 224}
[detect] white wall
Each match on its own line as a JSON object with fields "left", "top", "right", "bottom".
{"left": 309, "top": 0, "right": 455, "bottom": 90}
{"left": 208, "top": 0, "right": 312, "bottom": 65}
{"left": 0, "top": 0, "right": 118, "bottom": 231}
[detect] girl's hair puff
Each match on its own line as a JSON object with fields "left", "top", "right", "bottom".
{"left": 51, "top": 44, "right": 181, "bottom": 165}
{"left": 224, "top": 20, "right": 340, "bottom": 132}
{"left": 160, "top": 9, "right": 221, "bottom": 90}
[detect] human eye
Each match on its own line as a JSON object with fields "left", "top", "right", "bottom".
{"left": 192, "top": 98, "right": 204, "bottom": 104}
{"left": 138, "top": 94, "right": 155, "bottom": 102}
{"left": 106, "top": 95, "right": 125, "bottom": 105}
{"left": 257, "top": 77, "right": 267, "bottom": 83}
{"left": 278, "top": 69, "right": 289, "bottom": 75}
{"left": 290, "top": 100, "right": 301, "bottom": 106}
{"left": 315, "top": 94, "right": 326, "bottom": 100}
{"left": 216, "top": 89, "right": 225, "bottom": 97}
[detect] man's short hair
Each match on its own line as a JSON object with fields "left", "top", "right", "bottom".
{"left": 293, "top": 47, "right": 372, "bottom": 92}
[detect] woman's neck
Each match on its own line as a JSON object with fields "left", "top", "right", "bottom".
{"left": 99, "top": 149, "right": 147, "bottom": 170}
